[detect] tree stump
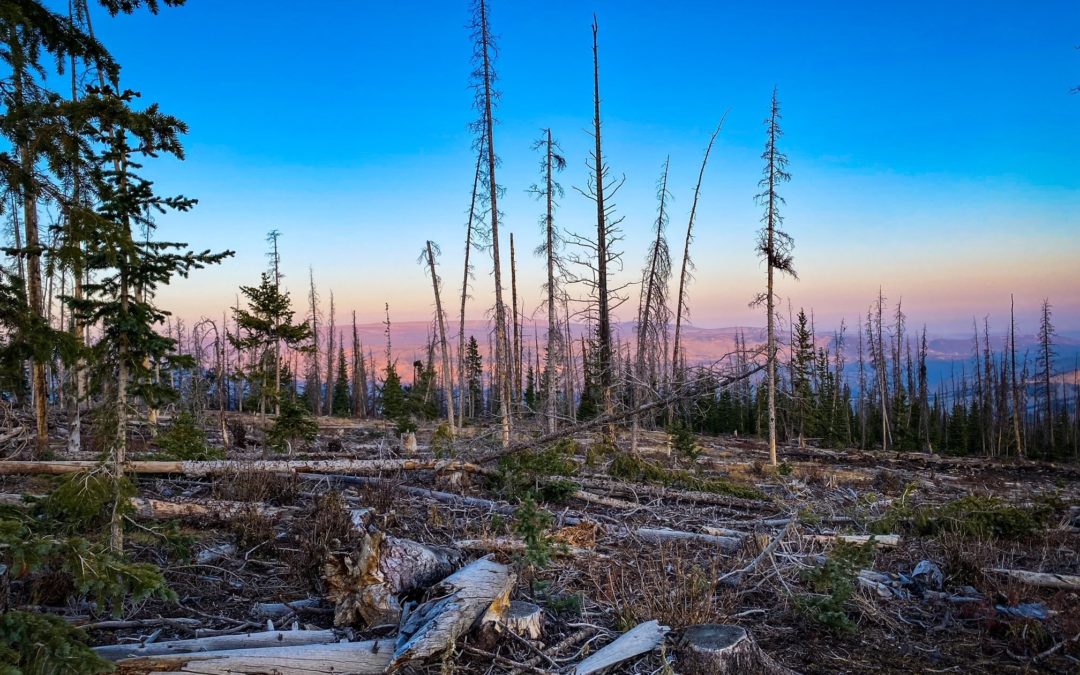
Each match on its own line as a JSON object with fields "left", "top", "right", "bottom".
{"left": 401, "top": 432, "right": 418, "bottom": 454}
{"left": 477, "top": 600, "right": 543, "bottom": 648}
{"left": 677, "top": 624, "right": 795, "bottom": 675}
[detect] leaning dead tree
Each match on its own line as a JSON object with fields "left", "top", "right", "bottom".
{"left": 632, "top": 158, "right": 673, "bottom": 453}
{"left": 671, "top": 119, "right": 724, "bottom": 393}
{"left": 753, "top": 88, "right": 795, "bottom": 466}
{"left": 471, "top": 0, "right": 512, "bottom": 447}
{"left": 457, "top": 136, "right": 485, "bottom": 431}
{"left": 422, "top": 241, "right": 456, "bottom": 433}
{"left": 530, "top": 128, "right": 567, "bottom": 434}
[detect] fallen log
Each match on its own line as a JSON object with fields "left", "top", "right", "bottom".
{"left": 573, "top": 476, "right": 763, "bottom": 509}
{"left": 252, "top": 598, "right": 326, "bottom": 619}
{"left": 0, "top": 493, "right": 291, "bottom": 522}
{"left": 456, "top": 536, "right": 598, "bottom": 558}
{"left": 115, "top": 638, "right": 393, "bottom": 674}
{"left": 388, "top": 557, "right": 515, "bottom": 670}
{"left": 571, "top": 620, "right": 670, "bottom": 675}
{"left": 804, "top": 533, "right": 900, "bottom": 548}
{"left": 0, "top": 458, "right": 490, "bottom": 477}
{"left": 325, "top": 531, "right": 463, "bottom": 627}
{"left": 301, "top": 473, "right": 519, "bottom": 516}
{"left": 634, "top": 527, "right": 742, "bottom": 553}
{"left": 986, "top": 568, "right": 1080, "bottom": 590}
{"left": 677, "top": 624, "right": 796, "bottom": 674}
{"left": 93, "top": 628, "right": 337, "bottom": 661}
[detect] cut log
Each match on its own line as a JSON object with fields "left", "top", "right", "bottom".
{"left": 677, "top": 624, "right": 796, "bottom": 674}
{"left": 388, "top": 557, "right": 515, "bottom": 671}
{"left": 570, "top": 619, "right": 670, "bottom": 675}
{"left": 0, "top": 458, "right": 490, "bottom": 476}
{"left": 114, "top": 638, "right": 393, "bottom": 674}
{"left": 93, "top": 628, "right": 337, "bottom": 661}
{"left": 325, "top": 531, "right": 463, "bottom": 627}
{"left": 804, "top": 533, "right": 899, "bottom": 547}
{"left": 986, "top": 568, "right": 1080, "bottom": 590}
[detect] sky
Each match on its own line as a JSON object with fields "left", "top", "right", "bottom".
{"left": 87, "top": 0, "right": 1080, "bottom": 336}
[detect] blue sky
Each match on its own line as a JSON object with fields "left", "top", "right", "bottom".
{"left": 89, "top": 0, "right": 1080, "bottom": 333}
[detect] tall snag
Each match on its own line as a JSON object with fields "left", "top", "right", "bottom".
{"left": 753, "top": 88, "right": 795, "bottom": 466}
{"left": 633, "top": 158, "right": 673, "bottom": 453}
{"left": 570, "top": 17, "right": 626, "bottom": 444}
{"left": 458, "top": 138, "right": 485, "bottom": 430}
{"left": 672, "top": 119, "right": 724, "bottom": 398}
{"left": 422, "top": 241, "right": 456, "bottom": 433}
{"left": 530, "top": 129, "right": 567, "bottom": 433}
{"left": 471, "top": 0, "right": 512, "bottom": 446}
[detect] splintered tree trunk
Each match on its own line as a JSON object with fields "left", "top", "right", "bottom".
{"left": 425, "top": 242, "right": 456, "bottom": 432}
{"left": 324, "top": 530, "right": 463, "bottom": 627}
{"left": 388, "top": 557, "right": 515, "bottom": 670}
{"left": 571, "top": 620, "right": 669, "bottom": 675}
{"left": 677, "top": 624, "right": 795, "bottom": 675}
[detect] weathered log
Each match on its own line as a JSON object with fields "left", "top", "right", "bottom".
{"left": 325, "top": 531, "right": 463, "bottom": 627}
{"left": 456, "top": 536, "right": 598, "bottom": 558}
{"left": 572, "top": 490, "right": 643, "bottom": 510}
{"left": 804, "top": 533, "right": 900, "bottom": 548}
{"left": 388, "top": 557, "right": 515, "bottom": 671}
{"left": 571, "top": 620, "right": 670, "bottom": 675}
{"left": 573, "top": 476, "right": 763, "bottom": 509}
{"left": 93, "top": 628, "right": 337, "bottom": 661}
{"left": 677, "top": 624, "right": 796, "bottom": 674}
{"left": 302, "top": 473, "right": 519, "bottom": 516}
{"left": 115, "top": 638, "right": 393, "bottom": 674}
{"left": 252, "top": 598, "right": 326, "bottom": 619}
{"left": 634, "top": 527, "right": 742, "bottom": 552}
{"left": 0, "top": 493, "right": 290, "bottom": 522}
{"left": 0, "top": 458, "right": 490, "bottom": 476}
{"left": 986, "top": 568, "right": 1080, "bottom": 590}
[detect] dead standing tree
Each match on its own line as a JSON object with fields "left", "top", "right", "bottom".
{"left": 632, "top": 158, "right": 673, "bottom": 453}
{"left": 457, "top": 137, "right": 485, "bottom": 431}
{"left": 569, "top": 17, "right": 627, "bottom": 445}
{"left": 671, "top": 119, "right": 724, "bottom": 419}
{"left": 529, "top": 128, "right": 567, "bottom": 434}
{"left": 753, "top": 88, "right": 795, "bottom": 466}
{"left": 422, "top": 241, "right": 456, "bottom": 434}
{"left": 471, "top": 0, "right": 512, "bottom": 447}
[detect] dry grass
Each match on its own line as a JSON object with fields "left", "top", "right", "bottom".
{"left": 212, "top": 470, "right": 300, "bottom": 506}
{"left": 583, "top": 541, "right": 732, "bottom": 630}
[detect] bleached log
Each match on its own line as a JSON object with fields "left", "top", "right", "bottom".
{"left": 455, "top": 536, "right": 597, "bottom": 558}
{"left": 0, "top": 493, "right": 289, "bottom": 522}
{"left": 572, "top": 490, "right": 642, "bottom": 510}
{"left": 571, "top": 620, "right": 670, "bottom": 675}
{"left": 986, "top": 568, "right": 1080, "bottom": 590}
{"left": 325, "top": 531, "right": 463, "bottom": 627}
{"left": 0, "top": 458, "right": 490, "bottom": 476}
{"left": 93, "top": 628, "right": 337, "bottom": 661}
{"left": 115, "top": 638, "right": 393, "bottom": 674}
{"left": 804, "top": 533, "right": 900, "bottom": 548}
{"left": 388, "top": 557, "right": 515, "bottom": 670}
{"left": 252, "top": 598, "right": 325, "bottom": 619}
{"left": 677, "top": 624, "right": 796, "bottom": 675}
{"left": 195, "top": 543, "right": 236, "bottom": 565}
{"left": 634, "top": 527, "right": 742, "bottom": 552}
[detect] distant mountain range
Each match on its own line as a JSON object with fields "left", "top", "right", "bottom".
{"left": 344, "top": 320, "right": 1080, "bottom": 389}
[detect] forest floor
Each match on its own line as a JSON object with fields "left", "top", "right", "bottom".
{"left": 3, "top": 414, "right": 1079, "bottom": 673}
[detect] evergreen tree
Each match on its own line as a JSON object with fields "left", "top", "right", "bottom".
{"left": 331, "top": 346, "right": 351, "bottom": 416}
{"left": 465, "top": 335, "right": 484, "bottom": 418}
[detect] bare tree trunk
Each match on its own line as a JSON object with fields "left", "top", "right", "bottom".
{"left": 510, "top": 233, "right": 521, "bottom": 411}
{"left": 589, "top": 18, "right": 615, "bottom": 445}
{"left": 1010, "top": 295, "right": 1023, "bottom": 456}
{"left": 308, "top": 269, "right": 321, "bottom": 416}
{"left": 672, "top": 121, "right": 724, "bottom": 402}
{"left": 458, "top": 138, "right": 485, "bottom": 432}
{"left": 324, "top": 292, "right": 335, "bottom": 417}
{"left": 476, "top": 0, "right": 512, "bottom": 447}
{"left": 425, "top": 242, "right": 456, "bottom": 433}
